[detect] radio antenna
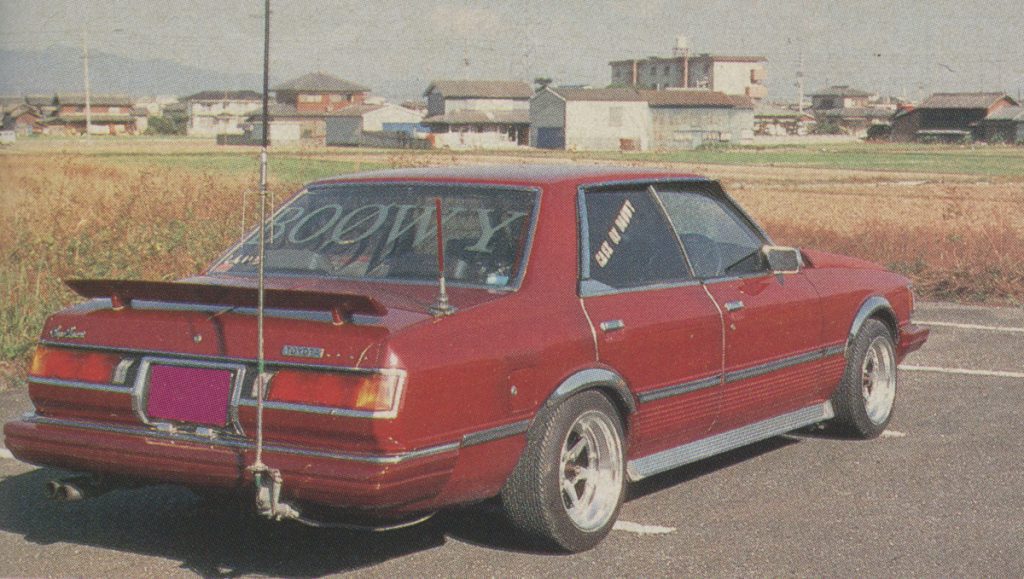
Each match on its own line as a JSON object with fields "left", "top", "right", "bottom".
{"left": 429, "top": 197, "right": 455, "bottom": 317}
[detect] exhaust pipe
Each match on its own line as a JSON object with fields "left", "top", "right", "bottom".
{"left": 46, "top": 475, "right": 111, "bottom": 502}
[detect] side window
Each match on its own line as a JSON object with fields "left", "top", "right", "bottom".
{"left": 583, "top": 187, "right": 690, "bottom": 290}
{"left": 656, "top": 187, "right": 767, "bottom": 278}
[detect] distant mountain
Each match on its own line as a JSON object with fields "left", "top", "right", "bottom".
{"left": 0, "top": 45, "right": 261, "bottom": 98}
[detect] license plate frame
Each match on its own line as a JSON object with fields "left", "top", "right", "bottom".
{"left": 133, "top": 357, "right": 247, "bottom": 433}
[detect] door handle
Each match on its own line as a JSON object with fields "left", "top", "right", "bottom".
{"left": 724, "top": 300, "right": 745, "bottom": 312}
{"left": 600, "top": 319, "right": 625, "bottom": 332}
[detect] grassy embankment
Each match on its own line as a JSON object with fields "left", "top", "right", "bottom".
{"left": 1, "top": 140, "right": 1022, "bottom": 380}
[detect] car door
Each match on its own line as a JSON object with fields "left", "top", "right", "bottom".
{"left": 653, "top": 182, "right": 826, "bottom": 432}
{"left": 578, "top": 183, "right": 724, "bottom": 457}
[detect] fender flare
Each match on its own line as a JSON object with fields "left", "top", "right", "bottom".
{"left": 543, "top": 367, "right": 637, "bottom": 416}
{"left": 847, "top": 295, "right": 898, "bottom": 352}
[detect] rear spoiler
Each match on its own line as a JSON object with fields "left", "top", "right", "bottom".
{"left": 64, "top": 279, "right": 387, "bottom": 323}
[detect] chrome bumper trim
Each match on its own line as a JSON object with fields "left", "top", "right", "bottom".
{"left": 626, "top": 401, "right": 835, "bottom": 481}
{"left": 18, "top": 413, "right": 458, "bottom": 465}
{"left": 28, "top": 376, "right": 131, "bottom": 394}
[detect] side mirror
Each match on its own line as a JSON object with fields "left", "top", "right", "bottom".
{"left": 763, "top": 245, "right": 802, "bottom": 274}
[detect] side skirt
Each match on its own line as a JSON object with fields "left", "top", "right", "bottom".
{"left": 626, "top": 401, "right": 834, "bottom": 481}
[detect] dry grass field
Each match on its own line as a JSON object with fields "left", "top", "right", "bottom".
{"left": 1, "top": 138, "right": 1022, "bottom": 376}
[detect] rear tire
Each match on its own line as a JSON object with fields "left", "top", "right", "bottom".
{"left": 831, "top": 318, "right": 897, "bottom": 438}
{"left": 501, "top": 390, "right": 625, "bottom": 552}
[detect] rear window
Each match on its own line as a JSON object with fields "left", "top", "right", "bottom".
{"left": 210, "top": 183, "right": 536, "bottom": 289}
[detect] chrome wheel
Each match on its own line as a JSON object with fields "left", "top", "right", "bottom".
{"left": 861, "top": 336, "right": 896, "bottom": 425}
{"left": 559, "top": 410, "right": 623, "bottom": 532}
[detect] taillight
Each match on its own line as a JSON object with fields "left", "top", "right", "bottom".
{"left": 30, "top": 346, "right": 122, "bottom": 384}
{"left": 268, "top": 369, "right": 404, "bottom": 415}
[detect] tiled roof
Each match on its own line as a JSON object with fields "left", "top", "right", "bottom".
{"left": 810, "top": 85, "right": 872, "bottom": 98}
{"left": 984, "top": 106, "right": 1024, "bottom": 121}
{"left": 918, "top": 92, "right": 1015, "bottom": 110}
{"left": 183, "top": 90, "right": 262, "bottom": 102}
{"left": 425, "top": 80, "right": 533, "bottom": 99}
{"left": 548, "top": 87, "right": 646, "bottom": 102}
{"left": 641, "top": 89, "right": 737, "bottom": 107}
{"left": 421, "top": 109, "right": 529, "bottom": 125}
{"left": 273, "top": 72, "right": 369, "bottom": 93}
{"left": 44, "top": 114, "right": 134, "bottom": 124}
{"left": 56, "top": 94, "right": 134, "bottom": 107}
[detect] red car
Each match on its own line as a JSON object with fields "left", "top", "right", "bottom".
{"left": 5, "top": 165, "right": 928, "bottom": 552}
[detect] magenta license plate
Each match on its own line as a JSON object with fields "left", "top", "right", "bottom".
{"left": 146, "top": 364, "right": 234, "bottom": 427}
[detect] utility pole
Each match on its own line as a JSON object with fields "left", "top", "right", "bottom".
{"left": 81, "top": 29, "right": 92, "bottom": 139}
{"left": 797, "top": 51, "right": 805, "bottom": 114}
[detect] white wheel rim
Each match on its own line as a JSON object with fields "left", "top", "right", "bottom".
{"left": 559, "top": 410, "right": 623, "bottom": 532}
{"left": 861, "top": 336, "right": 896, "bottom": 425}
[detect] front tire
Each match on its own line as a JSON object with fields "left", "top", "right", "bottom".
{"left": 831, "top": 318, "right": 897, "bottom": 438}
{"left": 501, "top": 390, "right": 626, "bottom": 552}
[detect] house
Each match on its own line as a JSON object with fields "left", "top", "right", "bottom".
{"left": 754, "top": 103, "right": 814, "bottom": 136}
{"left": 184, "top": 90, "right": 262, "bottom": 137}
{"left": 530, "top": 87, "right": 754, "bottom": 151}
{"left": 325, "top": 103, "right": 426, "bottom": 147}
{"left": 1, "top": 104, "right": 44, "bottom": 136}
{"left": 530, "top": 87, "right": 651, "bottom": 151}
{"left": 45, "top": 94, "right": 136, "bottom": 135}
{"left": 273, "top": 72, "right": 369, "bottom": 113}
{"left": 808, "top": 86, "right": 892, "bottom": 137}
{"left": 645, "top": 90, "right": 754, "bottom": 149}
{"left": 609, "top": 44, "right": 767, "bottom": 101}
{"left": 891, "top": 92, "right": 1019, "bottom": 142}
{"left": 422, "top": 80, "right": 534, "bottom": 147}
{"left": 810, "top": 86, "right": 872, "bottom": 111}
{"left": 977, "top": 106, "right": 1024, "bottom": 144}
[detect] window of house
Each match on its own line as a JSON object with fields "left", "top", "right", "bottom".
{"left": 663, "top": 65, "right": 670, "bottom": 76}
{"left": 581, "top": 187, "right": 690, "bottom": 291}
{"left": 329, "top": 94, "right": 345, "bottom": 102}
{"left": 609, "top": 106, "right": 623, "bottom": 127}
{"left": 299, "top": 94, "right": 321, "bottom": 103}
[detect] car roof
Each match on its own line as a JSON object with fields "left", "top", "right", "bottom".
{"left": 309, "top": 164, "right": 708, "bottom": 188}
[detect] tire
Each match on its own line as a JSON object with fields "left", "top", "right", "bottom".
{"left": 501, "top": 390, "right": 626, "bottom": 552}
{"left": 831, "top": 318, "right": 897, "bottom": 438}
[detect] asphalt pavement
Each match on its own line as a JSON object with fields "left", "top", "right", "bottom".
{"left": 0, "top": 301, "right": 1022, "bottom": 576}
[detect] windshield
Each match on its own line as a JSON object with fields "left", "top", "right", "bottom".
{"left": 210, "top": 183, "right": 537, "bottom": 289}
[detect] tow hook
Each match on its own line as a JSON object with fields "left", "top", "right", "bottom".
{"left": 251, "top": 466, "right": 300, "bottom": 521}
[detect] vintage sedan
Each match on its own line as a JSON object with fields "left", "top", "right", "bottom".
{"left": 5, "top": 165, "right": 928, "bottom": 552}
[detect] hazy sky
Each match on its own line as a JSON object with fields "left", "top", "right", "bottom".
{"left": 2, "top": 0, "right": 1023, "bottom": 101}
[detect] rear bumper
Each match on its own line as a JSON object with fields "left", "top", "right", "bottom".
{"left": 898, "top": 323, "right": 930, "bottom": 360}
{"left": 3, "top": 414, "right": 459, "bottom": 513}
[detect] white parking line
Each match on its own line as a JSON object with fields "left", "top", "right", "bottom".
{"left": 900, "top": 365, "right": 1024, "bottom": 379}
{"left": 880, "top": 430, "right": 907, "bottom": 438}
{"left": 916, "top": 320, "right": 1024, "bottom": 333}
{"left": 613, "top": 520, "right": 676, "bottom": 535}
{"left": 0, "top": 447, "right": 13, "bottom": 460}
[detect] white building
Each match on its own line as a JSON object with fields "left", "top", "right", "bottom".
{"left": 185, "top": 90, "right": 263, "bottom": 137}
